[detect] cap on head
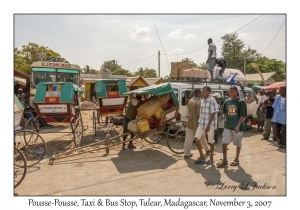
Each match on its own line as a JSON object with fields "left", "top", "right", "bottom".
{"left": 213, "top": 93, "right": 221, "bottom": 99}
{"left": 18, "top": 88, "right": 23, "bottom": 91}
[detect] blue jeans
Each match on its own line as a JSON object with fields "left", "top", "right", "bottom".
{"left": 23, "top": 111, "right": 34, "bottom": 120}
{"left": 207, "top": 57, "right": 216, "bottom": 70}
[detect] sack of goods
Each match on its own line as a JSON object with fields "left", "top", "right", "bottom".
{"left": 182, "top": 68, "right": 209, "bottom": 78}
{"left": 137, "top": 94, "right": 170, "bottom": 119}
{"left": 128, "top": 120, "right": 139, "bottom": 133}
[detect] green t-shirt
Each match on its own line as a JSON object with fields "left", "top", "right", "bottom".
{"left": 223, "top": 97, "right": 247, "bottom": 131}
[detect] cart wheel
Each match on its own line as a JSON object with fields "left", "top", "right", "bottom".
{"left": 15, "top": 130, "right": 46, "bottom": 167}
{"left": 144, "top": 133, "right": 164, "bottom": 144}
{"left": 74, "top": 117, "right": 83, "bottom": 147}
{"left": 14, "top": 146, "right": 27, "bottom": 188}
{"left": 93, "top": 111, "right": 97, "bottom": 136}
{"left": 24, "top": 117, "right": 40, "bottom": 133}
{"left": 166, "top": 120, "right": 186, "bottom": 154}
{"left": 97, "top": 110, "right": 100, "bottom": 124}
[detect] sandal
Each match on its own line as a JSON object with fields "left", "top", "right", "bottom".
{"left": 206, "top": 159, "right": 214, "bottom": 165}
{"left": 230, "top": 159, "right": 239, "bottom": 166}
{"left": 194, "top": 158, "right": 206, "bottom": 164}
{"left": 216, "top": 159, "right": 228, "bottom": 168}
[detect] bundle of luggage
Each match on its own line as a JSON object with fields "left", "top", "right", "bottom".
{"left": 179, "top": 68, "right": 210, "bottom": 78}
{"left": 128, "top": 94, "right": 175, "bottom": 133}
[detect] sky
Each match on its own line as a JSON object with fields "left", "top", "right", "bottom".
{"left": 14, "top": 14, "right": 286, "bottom": 77}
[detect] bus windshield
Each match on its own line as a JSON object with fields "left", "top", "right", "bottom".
{"left": 31, "top": 68, "right": 80, "bottom": 88}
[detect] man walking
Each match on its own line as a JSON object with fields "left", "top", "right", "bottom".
{"left": 194, "top": 86, "right": 219, "bottom": 165}
{"left": 256, "top": 89, "right": 267, "bottom": 132}
{"left": 206, "top": 38, "right": 216, "bottom": 82}
{"left": 216, "top": 86, "right": 247, "bottom": 167}
{"left": 271, "top": 86, "right": 286, "bottom": 148}
{"left": 184, "top": 89, "right": 211, "bottom": 158}
{"left": 261, "top": 91, "right": 276, "bottom": 140}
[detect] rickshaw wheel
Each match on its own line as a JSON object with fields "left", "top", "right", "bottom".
{"left": 74, "top": 117, "right": 83, "bottom": 147}
{"left": 24, "top": 117, "right": 40, "bottom": 133}
{"left": 14, "top": 146, "right": 27, "bottom": 188}
{"left": 144, "top": 133, "right": 164, "bottom": 144}
{"left": 16, "top": 130, "right": 46, "bottom": 167}
{"left": 93, "top": 111, "right": 97, "bottom": 136}
{"left": 166, "top": 120, "right": 186, "bottom": 154}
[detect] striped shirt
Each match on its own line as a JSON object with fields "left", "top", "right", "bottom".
{"left": 186, "top": 97, "right": 201, "bottom": 132}
{"left": 198, "top": 97, "right": 219, "bottom": 129}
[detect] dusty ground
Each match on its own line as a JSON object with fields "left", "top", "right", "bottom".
{"left": 15, "top": 110, "right": 286, "bottom": 196}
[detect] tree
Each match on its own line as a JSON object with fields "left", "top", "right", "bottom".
{"left": 181, "top": 58, "right": 199, "bottom": 68}
{"left": 14, "top": 42, "right": 61, "bottom": 74}
{"left": 198, "top": 62, "right": 208, "bottom": 70}
{"left": 100, "top": 60, "right": 122, "bottom": 73}
{"left": 221, "top": 33, "right": 245, "bottom": 69}
{"left": 143, "top": 68, "right": 157, "bottom": 78}
{"left": 112, "top": 69, "right": 133, "bottom": 77}
{"left": 83, "top": 65, "right": 91, "bottom": 74}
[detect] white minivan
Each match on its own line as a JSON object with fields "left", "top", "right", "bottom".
{"left": 170, "top": 82, "right": 258, "bottom": 130}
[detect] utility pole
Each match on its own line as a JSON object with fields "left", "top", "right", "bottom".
{"left": 158, "top": 50, "right": 160, "bottom": 78}
{"left": 244, "top": 56, "right": 246, "bottom": 75}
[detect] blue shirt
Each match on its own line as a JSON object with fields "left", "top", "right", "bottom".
{"left": 271, "top": 95, "right": 286, "bottom": 125}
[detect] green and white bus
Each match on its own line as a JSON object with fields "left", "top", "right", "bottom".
{"left": 30, "top": 61, "right": 81, "bottom": 99}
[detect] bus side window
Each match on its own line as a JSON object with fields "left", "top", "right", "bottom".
{"left": 181, "top": 91, "right": 186, "bottom": 106}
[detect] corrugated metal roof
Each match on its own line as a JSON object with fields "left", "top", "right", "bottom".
{"left": 144, "top": 78, "right": 161, "bottom": 85}
{"left": 245, "top": 72, "right": 282, "bottom": 82}
{"left": 127, "top": 76, "right": 149, "bottom": 87}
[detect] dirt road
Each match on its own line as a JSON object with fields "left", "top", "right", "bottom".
{"left": 15, "top": 110, "right": 286, "bottom": 196}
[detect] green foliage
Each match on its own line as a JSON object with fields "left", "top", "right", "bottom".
{"left": 198, "top": 62, "right": 208, "bottom": 70}
{"left": 100, "top": 60, "right": 122, "bottom": 73}
{"left": 112, "top": 69, "right": 133, "bottom": 77}
{"left": 14, "top": 42, "right": 61, "bottom": 74}
{"left": 143, "top": 68, "right": 157, "bottom": 78}
{"left": 181, "top": 58, "right": 199, "bottom": 68}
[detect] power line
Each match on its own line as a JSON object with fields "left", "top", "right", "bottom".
{"left": 163, "top": 14, "right": 264, "bottom": 56}
{"left": 122, "top": 54, "right": 157, "bottom": 66}
{"left": 154, "top": 24, "right": 171, "bottom": 71}
{"left": 262, "top": 19, "right": 286, "bottom": 55}
{"left": 144, "top": 56, "right": 157, "bottom": 68}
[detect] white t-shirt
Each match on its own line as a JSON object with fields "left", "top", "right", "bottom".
{"left": 208, "top": 43, "right": 216, "bottom": 58}
{"left": 258, "top": 94, "right": 267, "bottom": 108}
{"left": 280, "top": 97, "right": 286, "bottom": 109}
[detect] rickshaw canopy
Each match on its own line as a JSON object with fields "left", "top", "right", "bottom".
{"left": 34, "top": 82, "right": 83, "bottom": 103}
{"left": 124, "top": 82, "right": 179, "bottom": 107}
{"left": 95, "top": 79, "right": 127, "bottom": 98}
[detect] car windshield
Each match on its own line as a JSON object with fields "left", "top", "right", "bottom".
{"left": 32, "top": 71, "right": 56, "bottom": 87}
{"left": 57, "top": 72, "right": 79, "bottom": 85}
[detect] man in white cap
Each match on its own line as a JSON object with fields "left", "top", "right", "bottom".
{"left": 212, "top": 93, "right": 222, "bottom": 143}
{"left": 17, "top": 88, "right": 26, "bottom": 103}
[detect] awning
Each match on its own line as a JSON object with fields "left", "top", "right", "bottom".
{"left": 14, "top": 77, "right": 26, "bottom": 86}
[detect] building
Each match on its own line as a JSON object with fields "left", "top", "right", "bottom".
{"left": 80, "top": 72, "right": 127, "bottom": 100}
{"left": 144, "top": 77, "right": 164, "bottom": 86}
{"left": 126, "top": 76, "right": 149, "bottom": 91}
{"left": 14, "top": 69, "right": 30, "bottom": 95}
{"left": 245, "top": 72, "right": 283, "bottom": 87}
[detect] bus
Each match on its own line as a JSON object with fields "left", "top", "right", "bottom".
{"left": 30, "top": 61, "right": 81, "bottom": 99}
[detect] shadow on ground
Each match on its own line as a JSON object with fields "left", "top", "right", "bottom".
{"left": 111, "top": 149, "right": 177, "bottom": 173}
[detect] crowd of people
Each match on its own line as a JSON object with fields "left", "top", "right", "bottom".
{"left": 182, "top": 85, "right": 286, "bottom": 167}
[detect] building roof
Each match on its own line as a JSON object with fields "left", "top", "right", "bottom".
{"left": 144, "top": 78, "right": 164, "bottom": 85}
{"left": 245, "top": 72, "right": 282, "bottom": 82}
{"left": 14, "top": 69, "right": 30, "bottom": 80}
{"left": 127, "top": 76, "right": 149, "bottom": 87}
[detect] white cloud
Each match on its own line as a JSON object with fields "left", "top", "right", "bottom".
{"left": 168, "top": 29, "right": 196, "bottom": 39}
{"left": 129, "top": 25, "right": 152, "bottom": 42}
{"left": 170, "top": 47, "right": 184, "bottom": 54}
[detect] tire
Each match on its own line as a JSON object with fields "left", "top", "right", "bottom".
{"left": 15, "top": 130, "right": 46, "bottom": 167}
{"left": 166, "top": 121, "right": 186, "bottom": 154}
{"left": 14, "top": 147, "right": 27, "bottom": 188}
{"left": 144, "top": 133, "right": 164, "bottom": 144}
{"left": 93, "top": 111, "right": 97, "bottom": 136}
{"left": 73, "top": 117, "right": 83, "bottom": 147}
{"left": 245, "top": 117, "right": 252, "bottom": 130}
{"left": 24, "top": 117, "right": 40, "bottom": 133}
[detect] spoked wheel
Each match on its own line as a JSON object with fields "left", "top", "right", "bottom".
{"left": 93, "top": 111, "right": 97, "bottom": 136}
{"left": 24, "top": 117, "right": 40, "bottom": 133}
{"left": 144, "top": 133, "right": 164, "bottom": 144}
{"left": 166, "top": 120, "right": 186, "bottom": 154}
{"left": 15, "top": 130, "right": 46, "bottom": 167}
{"left": 14, "top": 147, "right": 27, "bottom": 188}
{"left": 73, "top": 117, "right": 83, "bottom": 147}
